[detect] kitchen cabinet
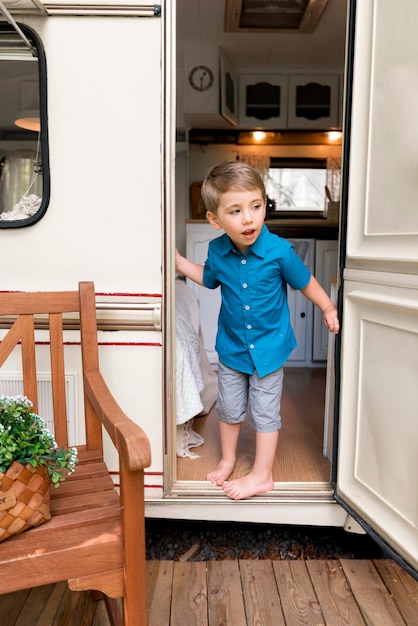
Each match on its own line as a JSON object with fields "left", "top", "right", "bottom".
{"left": 186, "top": 223, "right": 221, "bottom": 366}
{"left": 186, "top": 224, "right": 319, "bottom": 367}
{"left": 313, "top": 240, "right": 338, "bottom": 361}
{"left": 286, "top": 239, "right": 315, "bottom": 364}
{"left": 239, "top": 74, "right": 288, "bottom": 128}
{"left": 288, "top": 74, "right": 340, "bottom": 129}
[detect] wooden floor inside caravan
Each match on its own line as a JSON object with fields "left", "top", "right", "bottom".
{"left": 177, "top": 367, "right": 330, "bottom": 483}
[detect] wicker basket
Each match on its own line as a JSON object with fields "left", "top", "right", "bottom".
{"left": 0, "top": 461, "right": 51, "bottom": 543}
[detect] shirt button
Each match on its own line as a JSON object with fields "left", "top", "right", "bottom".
{"left": 247, "top": 324, "right": 252, "bottom": 330}
{"left": 242, "top": 283, "right": 248, "bottom": 289}
{"left": 245, "top": 305, "right": 250, "bottom": 310}
{"left": 250, "top": 344, "right": 255, "bottom": 349}
{"left": 241, "top": 259, "right": 246, "bottom": 264}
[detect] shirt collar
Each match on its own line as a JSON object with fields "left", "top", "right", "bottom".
{"left": 221, "top": 224, "right": 270, "bottom": 258}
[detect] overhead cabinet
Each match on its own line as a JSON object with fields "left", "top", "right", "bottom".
{"left": 239, "top": 74, "right": 288, "bottom": 128}
{"left": 237, "top": 73, "right": 341, "bottom": 129}
{"left": 288, "top": 74, "right": 340, "bottom": 128}
{"left": 183, "top": 45, "right": 238, "bottom": 129}
{"left": 183, "top": 46, "right": 341, "bottom": 130}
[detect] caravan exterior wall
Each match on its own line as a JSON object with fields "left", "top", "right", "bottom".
{"left": 0, "top": 10, "right": 167, "bottom": 500}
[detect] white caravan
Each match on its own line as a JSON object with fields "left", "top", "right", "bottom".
{"left": 0, "top": 0, "right": 417, "bottom": 579}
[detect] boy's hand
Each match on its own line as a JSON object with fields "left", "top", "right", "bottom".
{"left": 175, "top": 249, "right": 204, "bottom": 286}
{"left": 323, "top": 305, "right": 340, "bottom": 334}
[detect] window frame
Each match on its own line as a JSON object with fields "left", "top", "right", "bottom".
{"left": 0, "top": 22, "right": 49, "bottom": 229}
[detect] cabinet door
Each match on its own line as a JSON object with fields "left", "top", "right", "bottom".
{"left": 186, "top": 224, "right": 221, "bottom": 366}
{"left": 313, "top": 240, "right": 338, "bottom": 361}
{"left": 287, "top": 239, "right": 314, "bottom": 363}
{"left": 288, "top": 74, "right": 340, "bottom": 129}
{"left": 239, "top": 74, "right": 288, "bottom": 128}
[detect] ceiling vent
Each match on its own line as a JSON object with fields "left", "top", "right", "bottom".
{"left": 225, "top": 0, "right": 329, "bottom": 34}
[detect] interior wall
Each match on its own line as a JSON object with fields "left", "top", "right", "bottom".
{"left": 179, "top": 141, "right": 342, "bottom": 230}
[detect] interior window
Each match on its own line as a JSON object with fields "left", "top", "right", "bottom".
{"left": 0, "top": 22, "right": 49, "bottom": 228}
{"left": 266, "top": 157, "right": 327, "bottom": 216}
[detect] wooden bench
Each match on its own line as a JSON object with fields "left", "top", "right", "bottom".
{"left": 0, "top": 281, "right": 151, "bottom": 626}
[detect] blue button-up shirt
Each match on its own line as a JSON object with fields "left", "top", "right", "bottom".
{"left": 203, "top": 225, "right": 311, "bottom": 377}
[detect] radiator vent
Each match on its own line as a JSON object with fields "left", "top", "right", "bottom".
{"left": 0, "top": 373, "right": 77, "bottom": 444}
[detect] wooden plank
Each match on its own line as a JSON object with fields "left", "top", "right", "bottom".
{"left": 171, "top": 561, "right": 208, "bottom": 626}
{"left": 72, "top": 590, "right": 100, "bottom": 626}
{"left": 306, "top": 560, "right": 366, "bottom": 625}
{"left": 20, "top": 315, "right": 38, "bottom": 411}
{"left": 53, "top": 587, "right": 98, "bottom": 626}
{"left": 50, "top": 490, "right": 120, "bottom": 516}
{"left": 34, "top": 582, "right": 68, "bottom": 626}
{"left": 13, "top": 583, "right": 57, "bottom": 625}
{"left": 207, "top": 561, "right": 247, "bottom": 626}
{"left": 373, "top": 559, "right": 418, "bottom": 626}
{"left": 340, "top": 560, "right": 406, "bottom": 625}
{"left": 0, "top": 525, "right": 123, "bottom": 595}
{"left": 146, "top": 560, "right": 174, "bottom": 626}
{"left": 68, "top": 568, "right": 124, "bottom": 598}
{"left": 49, "top": 311, "right": 69, "bottom": 447}
{"left": 1, "top": 588, "right": 32, "bottom": 626}
{"left": 272, "top": 560, "right": 324, "bottom": 625}
{"left": 240, "top": 560, "right": 286, "bottom": 625}
{"left": 92, "top": 599, "right": 113, "bottom": 626}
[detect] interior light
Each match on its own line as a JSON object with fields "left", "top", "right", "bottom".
{"left": 14, "top": 96, "right": 40, "bottom": 132}
{"left": 328, "top": 131, "right": 342, "bottom": 142}
{"left": 253, "top": 131, "right": 266, "bottom": 142}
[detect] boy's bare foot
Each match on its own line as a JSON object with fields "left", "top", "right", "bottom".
{"left": 222, "top": 473, "right": 274, "bottom": 500}
{"left": 206, "top": 461, "right": 235, "bottom": 486}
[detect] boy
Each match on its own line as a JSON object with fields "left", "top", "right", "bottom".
{"left": 176, "top": 160, "right": 339, "bottom": 500}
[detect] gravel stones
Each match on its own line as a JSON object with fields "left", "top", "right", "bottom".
{"left": 146, "top": 519, "right": 382, "bottom": 562}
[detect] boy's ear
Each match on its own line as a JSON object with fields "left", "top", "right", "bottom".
{"left": 206, "top": 211, "right": 222, "bottom": 230}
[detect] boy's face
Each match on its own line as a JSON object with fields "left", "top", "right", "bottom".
{"left": 206, "top": 188, "right": 266, "bottom": 254}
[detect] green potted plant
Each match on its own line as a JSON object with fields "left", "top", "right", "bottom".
{"left": 0, "top": 395, "right": 78, "bottom": 542}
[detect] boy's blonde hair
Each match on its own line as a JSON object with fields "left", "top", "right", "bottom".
{"left": 201, "top": 160, "right": 266, "bottom": 214}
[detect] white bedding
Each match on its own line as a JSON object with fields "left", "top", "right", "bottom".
{"left": 176, "top": 279, "right": 217, "bottom": 457}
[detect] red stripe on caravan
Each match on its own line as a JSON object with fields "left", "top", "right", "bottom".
{"left": 0, "top": 290, "right": 162, "bottom": 297}
{"left": 96, "top": 292, "right": 162, "bottom": 298}
{"left": 33, "top": 341, "right": 162, "bottom": 347}
{"left": 110, "top": 471, "right": 163, "bottom": 477}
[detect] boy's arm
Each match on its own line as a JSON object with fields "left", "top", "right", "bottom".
{"left": 300, "top": 276, "right": 340, "bottom": 334}
{"left": 176, "top": 249, "right": 204, "bottom": 286}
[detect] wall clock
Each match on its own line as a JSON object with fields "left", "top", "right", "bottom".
{"left": 188, "top": 65, "right": 214, "bottom": 92}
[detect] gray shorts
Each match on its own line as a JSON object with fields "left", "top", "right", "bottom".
{"left": 217, "top": 361, "right": 284, "bottom": 433}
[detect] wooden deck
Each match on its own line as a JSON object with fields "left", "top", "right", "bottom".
{"left": 2, "top": 558, "right": 418, "bottom": 625}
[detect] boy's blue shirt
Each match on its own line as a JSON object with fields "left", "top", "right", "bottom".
{"left": 203, "top": 224, "right": 311, "bottom": 377}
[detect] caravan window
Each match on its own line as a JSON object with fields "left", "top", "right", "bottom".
{"left": 266, "top": 157, "right": 327, "bottom": 215}
{"left": 0, "top": 22, "right": 49, "bottom": 228}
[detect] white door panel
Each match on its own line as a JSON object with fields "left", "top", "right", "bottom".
{"left": 346, "top": 0, "right": 418, "bottom": 271}
{"left": 337, "top": 0, "right": 418, "bottom": 574}
{"left": 338, "top": 277, "right": 418, "bottom": 569}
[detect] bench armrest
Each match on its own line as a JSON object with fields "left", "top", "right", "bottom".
{"left": 84, "top": 369, "right": 151, "bottom": 472}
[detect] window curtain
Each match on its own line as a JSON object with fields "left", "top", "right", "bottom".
{"left": 0, "top": 150, "right": 42, "bottom": 215}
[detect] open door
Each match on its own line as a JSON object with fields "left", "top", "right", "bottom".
{"left": 336, "top": 0, "right": 418, "bottom": 576}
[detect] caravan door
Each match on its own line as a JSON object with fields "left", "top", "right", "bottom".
{"left": 336, "top": 0, "right": 418, "bottom": 575}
